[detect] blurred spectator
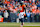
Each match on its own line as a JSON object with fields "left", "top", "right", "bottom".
{"left": 0, "top": 10, "right": 3, "bottom": 17}
{"left": 26, "top": 11, "right": 31, "bottom": 22}
{"left": 36, "top": 9, "right": 39, "bottom": 22}
{"left": 4, "top": 10, "right": 9, "bottom": 22}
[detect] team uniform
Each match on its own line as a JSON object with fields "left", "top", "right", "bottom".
{"left": 19, "top": 12, "right": 25, "bottom": 23}
{"left": 19, "top": 4, "right": 25, "bottom": 25}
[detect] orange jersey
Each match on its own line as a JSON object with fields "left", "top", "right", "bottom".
{"left": 32, "top": 9, "right": 36, "bottom": 13}
{"left": 36, "top": 10, "right": 40, "bottom": 13}
{"left": 20, "top": 5, "right": 26, "bottom": 16}
{"left": 20, "top": 5, "right": 26, "bottom": 12}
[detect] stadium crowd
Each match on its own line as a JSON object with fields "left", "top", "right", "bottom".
{"left": 0, "top": 0, "right": 40, "bottom": 22}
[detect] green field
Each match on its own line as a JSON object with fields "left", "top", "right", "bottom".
{"left": 0, "top": 22, "right": 40, "bottom": 27}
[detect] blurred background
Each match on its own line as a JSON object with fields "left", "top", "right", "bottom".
{"left": 0, "top": 0, "right": 40, "bottom": 23}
